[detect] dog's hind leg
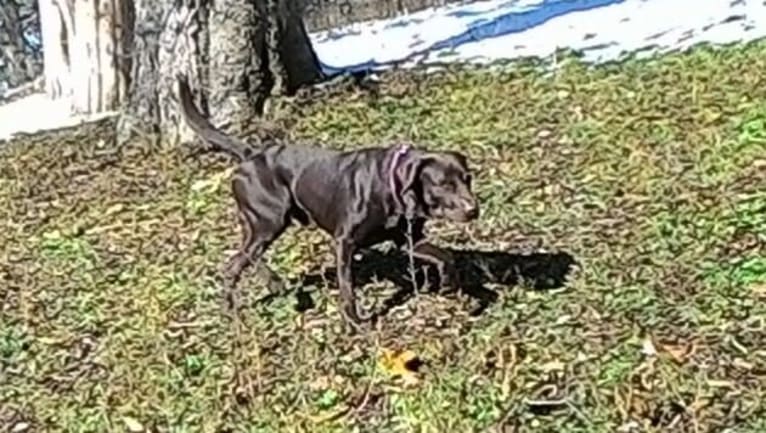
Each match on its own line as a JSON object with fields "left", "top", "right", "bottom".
{"left": 223, "top": 167, "right": 290, "bottom": 315}
{"left": 224, "top": 208, "right": 287, "bottom": 314}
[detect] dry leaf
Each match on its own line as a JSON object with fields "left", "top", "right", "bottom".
{"left": 540, "top": 360, "right": 565, "bottom": 372}
{"left": 733, "top": 358, "right": 754, "bottom": 370}
{"left": 379, "top": 348, "right": 420, "bottom": 385}
{"left": 11, "top": 423, "right": 30, "bottom": 433}
{"left": 707, "top": 379, "right": 734, "bottom": 388}
{"left": 104, "top": 203, "right": 125, "bottom": 216}
{"left": 641, "top": 338, "right": 657, "bottom": 357}
{"left": 190, "top": 168, "right": 234, "bottom": 193}
{"left": 306, "top": 405, "right": 351, "bottom": 424}
{"left": 122, "top": 416, "right": 144, "bottom": 432}
{"left": 659, "top": 342, "right": 691, "bottom": 363}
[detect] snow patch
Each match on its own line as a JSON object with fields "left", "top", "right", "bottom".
{"left": 2, "top": 0, "right": 766, "bottom": 141}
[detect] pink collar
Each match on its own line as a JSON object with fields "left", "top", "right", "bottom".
{"left": 389, "top": 143, "right": 412, "bottom": 209}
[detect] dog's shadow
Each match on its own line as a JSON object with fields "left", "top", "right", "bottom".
{"left": 298, "top": 247, "right": 577, "bottom": 317}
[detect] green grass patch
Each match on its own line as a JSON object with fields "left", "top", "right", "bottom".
{"left": 2, "top": 41, "right": 766, "bottom": 432}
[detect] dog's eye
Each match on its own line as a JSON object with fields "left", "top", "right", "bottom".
{"left": 464, "top": 174, "right": 472, "bottom": 184}
{"left": 440, "top": 179, "right": 456, "bottom": 190}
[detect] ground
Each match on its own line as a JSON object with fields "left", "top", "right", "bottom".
{"left": 1, "top": 40, "right": 766, "bottom": 433}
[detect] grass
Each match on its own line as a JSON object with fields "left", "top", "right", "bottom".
{"left": 2, "top": 40, "right": 766, "bottom": 432}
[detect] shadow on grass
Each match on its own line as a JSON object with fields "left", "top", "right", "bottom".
{"left": 298, "top": 247, "right": 577, "bottom": 318}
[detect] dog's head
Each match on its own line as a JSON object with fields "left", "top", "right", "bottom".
{"left": 395, "top": 149, "right": 480, "bottom": 223}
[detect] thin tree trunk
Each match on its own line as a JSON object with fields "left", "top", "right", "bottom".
{"left": 97, "top": 0, "right": 125, "bottom": 109}
{"left": 37, "top": 0, "right": 127, "bottom": 113}
{"left": 38, "top": 0, "right": 69, "bottom": 99}
{"left": 70, "top": 0, "right": 97, "bottom": 113}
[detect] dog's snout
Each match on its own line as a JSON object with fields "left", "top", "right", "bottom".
{"left": 463, "top": 198, "right": 479, "bottom": 218}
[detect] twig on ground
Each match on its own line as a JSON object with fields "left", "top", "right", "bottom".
{"left": 0, "top": 77, "right": 43, "bottom": 103}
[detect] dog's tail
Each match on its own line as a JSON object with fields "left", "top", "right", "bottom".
{"left": 176, "top": 74, "right": 252, "bottom": 161}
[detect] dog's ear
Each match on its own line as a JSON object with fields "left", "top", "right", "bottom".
{"left": 396, "top": 153, "right": 433, "bottom": 217}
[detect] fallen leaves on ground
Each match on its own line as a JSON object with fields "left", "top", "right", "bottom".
{"left": 378, "top": 348, "right": 421, "bottom": 386}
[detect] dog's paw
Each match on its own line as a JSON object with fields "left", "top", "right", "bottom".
{"left": 437, "top": 267, "right": 461, "bottom": 294}
{"left": 220, "top": 288, "right": 243, "bottom": 321}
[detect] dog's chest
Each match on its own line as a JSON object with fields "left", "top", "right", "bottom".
{"left": 384, "top": 214, "right": 401, "bottom": 230}
{"left": 352, "top": 212, "right": 406, "bottom": 247}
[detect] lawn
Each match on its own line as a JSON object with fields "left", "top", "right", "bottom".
{"left": 1, "top": 40, "right": 766, "bottom": 433}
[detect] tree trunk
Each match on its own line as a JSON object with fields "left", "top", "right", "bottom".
{"left": 273, "top": 0, "right": 323, "bottom": 95}
{"left": 207, "top": 0, "right": 263, "bottom": 134}
{"left": 116, "top": 0, "right": 209, "bottom": 146}
{"left": 37, "top": 0, "right": 128, "bottom": 113}
{"left": 0, "top": 0, "right": 41, "bottom": 88}
{"left": 116, "top": 0, "right": 324, "bottom": 147}
{"left": 38, "top": 0, "right": 68, "bottom": 99}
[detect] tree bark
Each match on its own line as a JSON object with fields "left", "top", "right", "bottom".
{"left": 36, "top": 0, "right": 128, "bottom": 113}
{"left": 117, "top": 0, "right": 209, "bottom": 146}
{"left": 207, "top": 0, "right": 264, "bottom": 134}
{"left": 116, "top": 0, "right": 324, "bottom": 147}
{"left": 97, "top": 0, "right": 127, "bottom": 109}
{"left": 38, "top": 0, "right": 69, "bottom": 99}
{"left": 0, "top": 0, "right": 41, "bottom": 88}
{"left": 272, "top": 0, "right": 323, "bottom": 95}
{"left": 70, "top": 0, "right": 98, "bottom": 112}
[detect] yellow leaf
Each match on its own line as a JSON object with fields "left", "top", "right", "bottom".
{"left": 379, "top": 348, "right": 420, "bottom": 385}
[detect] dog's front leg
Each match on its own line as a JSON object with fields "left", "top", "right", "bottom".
{"left": 335, "top": 238, "right": 364, "bottom": 326}
{"left": 410, "top": 241, "right": 460, "bottom": 293}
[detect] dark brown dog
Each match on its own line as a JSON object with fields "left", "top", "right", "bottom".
{"left": 177, "top": 75, "right": 479, "bottom": 326}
